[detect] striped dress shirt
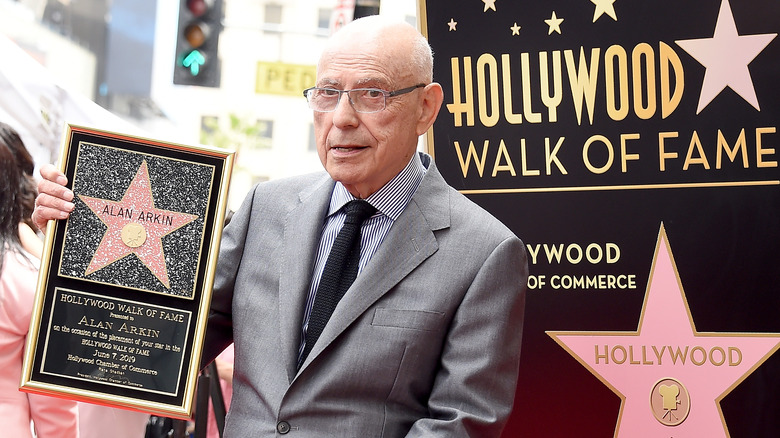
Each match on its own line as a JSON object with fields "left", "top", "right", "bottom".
{"left": 297, "top": 153, "right": 427, "bottom": 363}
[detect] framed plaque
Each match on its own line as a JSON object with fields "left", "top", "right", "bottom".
{"left": 21, "top": 124, "right": 234, "bottom": 419}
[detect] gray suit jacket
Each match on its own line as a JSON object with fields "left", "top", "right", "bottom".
{"left": 203, "top": 153, "right": 527, "bottom": 437}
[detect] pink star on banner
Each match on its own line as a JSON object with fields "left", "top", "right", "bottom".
{"left": 79, "top": 160, "right": 199, "bottom": 288}
{"left": 676, "top": 0, "right": 776, "bottom": 113}
{"left": 549, "top": 225, "right": 780, "bottom": 437}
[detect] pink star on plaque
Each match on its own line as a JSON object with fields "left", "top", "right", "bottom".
{"left": 548, "top": 225, "right": 780, "bottom": 437}
{"left": 78, "top": 160, "right": 199, "bottom": 288}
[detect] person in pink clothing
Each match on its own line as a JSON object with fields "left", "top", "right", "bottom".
{"left": 206, "top": 344, "right": 234, "bottom": 438}
{"left": 0, "top": 122, "right": 79, "bottom": 437}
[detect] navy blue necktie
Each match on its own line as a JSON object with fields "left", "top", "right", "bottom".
{"left": 299, "top": 199, "right": 376, "bottom": 368}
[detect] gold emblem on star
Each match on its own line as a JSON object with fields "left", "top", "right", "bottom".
{"left": 121, "top": 222, "right": 147, "bottom": 248}
{"left": 650, "top": 377, "right": 691, "bottom": 427}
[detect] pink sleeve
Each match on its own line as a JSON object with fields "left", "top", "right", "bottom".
{"left": 28, "top": 394, "right": 80, "bottom": 438}
{"left": 1, "top": 251, "right": 80, "bottom": 437}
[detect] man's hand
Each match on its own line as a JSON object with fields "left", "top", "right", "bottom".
{"left": 32, "top": 163, "right": 75, "bottom": 232}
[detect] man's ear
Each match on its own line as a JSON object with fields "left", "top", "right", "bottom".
{"left": 416, "top": 83, "right": 444, "bottom": 136}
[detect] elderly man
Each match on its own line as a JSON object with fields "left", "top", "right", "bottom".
{"left": 34, "top": 16, "right": 527, "bottom": 437}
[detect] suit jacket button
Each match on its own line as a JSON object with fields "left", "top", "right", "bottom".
{"left": 276, "top": 421, "right": 291, "bottom": 434}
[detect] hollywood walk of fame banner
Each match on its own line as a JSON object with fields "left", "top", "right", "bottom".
{"left": 420, "top": 0, "right": 780, "bottom": 436}
{"left": 21, "top": 124, "right": 234, "bottom": 419}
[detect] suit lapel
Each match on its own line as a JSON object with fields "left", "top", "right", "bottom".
{"left": 298, "top": 162, "right": 452, "bottom": 372}
{"left": 279, "top": 176, "right": 333, "bottom": 381}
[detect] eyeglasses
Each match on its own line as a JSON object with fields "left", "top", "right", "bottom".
{"left": 303, "top": 84, "right": 426, "bottom": 114}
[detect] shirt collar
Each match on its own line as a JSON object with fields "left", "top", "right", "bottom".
{"left": 328, "top": 152, "right": 427, "bottom": 220}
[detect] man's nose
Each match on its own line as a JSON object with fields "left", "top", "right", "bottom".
{"left": 332, "top": 92, "right": 359, "bottom": 126}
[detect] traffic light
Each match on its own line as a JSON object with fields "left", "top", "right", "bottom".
{"left": 173, "top": 0, "right": 222, "bottom": 87}
{"left": 354, "top": 0, "right": 380, "bottom": 19}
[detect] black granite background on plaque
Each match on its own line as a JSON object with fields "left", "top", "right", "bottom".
{"left": 59, "top": 142, "right": 214, "bottom": 298}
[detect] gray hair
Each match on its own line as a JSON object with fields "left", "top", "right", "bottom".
{"left": 411, "top": 32, "right": 434, "bottom": 83}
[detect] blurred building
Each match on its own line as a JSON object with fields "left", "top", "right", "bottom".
{"left": 0, "top": 0, "right": 417, "bottom": 209}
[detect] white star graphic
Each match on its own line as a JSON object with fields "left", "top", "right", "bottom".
{"left": 482, "top": 0, "right": 496, "bottom": 13}
{"left": 591, "top": 0, "right": 617, "bottom": 22}
{"left": 510, "top": 22, "right": 521, "bottom": 35}
{"left": 545, "top": 11, "right": 564, "bottom": 35}
{"left": 676, "top": 0, "right": 776, "bottom": 113}
{"left": 447, "top": 18, "right": 457, "bottom": 31}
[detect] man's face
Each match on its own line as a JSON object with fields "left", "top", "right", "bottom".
{"left": 312, "top": 42, "right": 424, "bottom": 199}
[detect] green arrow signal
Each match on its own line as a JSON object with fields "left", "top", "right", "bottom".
{"left": 182, "top": 50, "right": 206, "bottom": 76}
